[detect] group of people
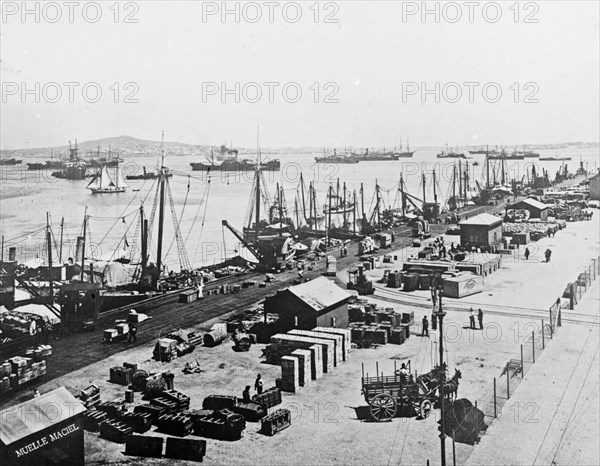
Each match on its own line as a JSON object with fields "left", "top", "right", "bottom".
{"left": 523, "top": 247, "right": 552, "bottom": 263}
{"left": 242, "top": 373, "right": 264, "bottom": 402}
{"left": 469, "top": 308, "right": 484, "bottom": 330}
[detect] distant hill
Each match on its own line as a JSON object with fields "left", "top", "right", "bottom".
{"left": 1, "top": 135, "right": 211, "bottom": 158}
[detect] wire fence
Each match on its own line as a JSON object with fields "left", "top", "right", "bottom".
{"left": 480, "top": 255, "right": 599, "bottom": 421}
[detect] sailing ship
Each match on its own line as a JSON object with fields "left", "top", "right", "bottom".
{"left": 87, "top": 163, "right": 128, "bottom": 193}
{"left": 393, "top": 139, "right": 415, "bottom": 158}
{"left": 437, "top": 145, "right": 466, "bottom": 159}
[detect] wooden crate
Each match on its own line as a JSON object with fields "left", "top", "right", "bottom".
{"left": 125, "top": 435, "right": 163, "bottom": 458}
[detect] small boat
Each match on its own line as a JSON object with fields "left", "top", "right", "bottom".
{"left": 87, "top": 163, "right": 128, "bottom": 193}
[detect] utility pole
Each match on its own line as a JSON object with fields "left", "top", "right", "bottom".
{"left": 80, "top": 207, "right": 88, "bottom": 282}
{"left": 435, "top": 272, "right": 447, "bottom": 466}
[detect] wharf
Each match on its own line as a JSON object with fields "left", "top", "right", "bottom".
{"left": 0, "top": 198, "right": 529, "bottom": 405}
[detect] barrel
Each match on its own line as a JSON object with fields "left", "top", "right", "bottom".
{"left": 233, "top": 333, "right": 251, "bottom": 351}
{"left": 125, "top": 389, "right": 135, "bottom": 403}
{"left": 132, "top": 370, "right": 149, "bottom": 392}
{"left": 204, "top": 327, "right": 227, "bottom": 347}
{"left": 403, "top": 273, "right": 419, "bottom": 292}
{"left": 418, "top": 274, "right": 431, "bottom": 290}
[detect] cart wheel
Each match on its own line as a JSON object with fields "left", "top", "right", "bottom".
{"left": 419, "top": 399, "right": 433, "bottom": 419}
{"left": 370, "top": 394, "right": 397, "bottom": 421}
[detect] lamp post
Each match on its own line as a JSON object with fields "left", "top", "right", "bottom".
{"left": 434, "top": 272, "right": 447, "bottom": 466}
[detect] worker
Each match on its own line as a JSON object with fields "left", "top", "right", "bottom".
{"left": 128, "top": 324, "right": 138, "bottom": 343}
{"left": 242, "top": 385, "right": 251, "bottom": 403}
{"left": 397, "top": 363, "right": 410, "bottom": 382}
{"left": 478, "top": 309, "right": 484, "bottom": 330}
{"left": 469, "top": 308, "right": 476, "bottom": 329}
{"left": 254, "top": 374, "right": 263, "bottom": 394}
{"left": 545, "top": 249, "right": 552, "bottom": 263}
{"left": 524, "top": 248, "right": 530, "bottom": 261}
{"left": 33, "top": 388, "right": 40, "bottom": 398}
{"left": 422, "top": 315, "right": 429, "bottom": 337}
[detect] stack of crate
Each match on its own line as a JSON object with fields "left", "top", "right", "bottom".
{"left": 150, "top": 397, "right": 179, "bottom": 414}
{"left": 261, "top": 409, "right": 291, "bottom": 436}
{"left": 80, "top": 384, "right": 101, "bottom": 409}
{"left": 156, "top": 413, "right": 193, "bottom": 437}
{"left": 97, "top": 401, "right": 126, "bottom": 419}
{"left": 202, "top": 394, "right": 237, "bottom": 411}
{"left": 110, "top": 366, "right": 134, "bottom": 386}
{"left": 165, "top": 437, "right": 207, "bottom": 462}
{"left": 125, "top": 435, "right": 164, "bottom": 458}
{"left": 232, "top": 401, "right": 267, "bottom": 422}
{"left": 161, "top": 389, "right": 190, "bottom": 412}
{"left": 99, "top": 419, "right": 134, "bottom": 443}
{"left": 252, "top": 387, "right": 282, "bottom": 409}
{"left": 134, "top": 404, "right": 166, "bottom": 423}
{"left": 83, "top": 410, "right": 109, "bottom": 431}
{"left": 193, "top": 409, "right": 246, "bottom": 441}
{"left": 121, "top": 412, "right": 153, "bottom": 433}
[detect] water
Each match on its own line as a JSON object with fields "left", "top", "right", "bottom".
{"left": 1, "top": 146, "right": 597, "bottom": 270}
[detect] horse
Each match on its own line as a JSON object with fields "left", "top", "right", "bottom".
{"left": 416, "top": 363, "right": 447, "bottom": 390}
{"left": 442, "top": 369, "right": 462, "bottom": 401}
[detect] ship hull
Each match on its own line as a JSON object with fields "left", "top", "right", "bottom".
{"left": 89, "top": 187, "right": 127, "bottom": 194}
{"left": 190, "top": 161, "right": 280, "bottom": 171}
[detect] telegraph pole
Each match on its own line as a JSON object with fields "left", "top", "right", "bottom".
{"left": 435, "top": 272, "right": 447, "bottom": 466}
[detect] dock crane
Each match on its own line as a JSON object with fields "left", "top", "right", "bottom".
{"left": 221, "top": 220, "right": 262, "bottom": 262}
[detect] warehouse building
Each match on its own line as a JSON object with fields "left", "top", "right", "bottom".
{"left": 264, "top": 277, "right": 351, "bottom": 331}
{"left": 459, "top": 213, "right": 503, "bottom": 247}
{"left": 0, "top": 387, "right": 86, "bottom": 466}
{"left": 506, "top": 198, "right": 550, "bottom": 221}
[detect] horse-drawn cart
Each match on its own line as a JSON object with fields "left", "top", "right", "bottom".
{"left": 361, "top": 362, "right": 439, "bottom": 421}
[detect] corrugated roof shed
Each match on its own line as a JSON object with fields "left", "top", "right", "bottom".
{"left": 288, "top": 277, "right": 351, "bottom": 312}
{"left": 510, "top": 198, "right": 549, "bottom": 211}
{"left": 0, "top": 387, "right": 85, "bottom": 446}
{"left": 459, "top": 213, "right": 503, "bottom": 227}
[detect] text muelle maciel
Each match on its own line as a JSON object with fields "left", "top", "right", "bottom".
{"left": 14, "top": 423, "right": 79, "bottom": 458}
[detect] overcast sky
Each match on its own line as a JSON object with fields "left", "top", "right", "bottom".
{"left": 1, "top": 1, "right": 598, "bottom": 149}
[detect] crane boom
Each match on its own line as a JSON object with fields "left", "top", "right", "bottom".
{"left": 222, "top": 220, "right": 261, "bottom": 261}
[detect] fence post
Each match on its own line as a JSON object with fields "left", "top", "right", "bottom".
{"left": 532, "top": 331, "right": 535, "bottom": 363}
{"left": 507, "top": 370, "right": 510, "bottom": 399}
{"left": 541, "top": 319, "right": 545, "bottom": 349}
{"left": 452, "top": 430, "right": 456, "bottom": 466}
{"left": 521, "top": 345, "right": 524, "bottom": 377}
{"left": 549, "top": 308, "right": 554, "bottom": 338}
{"left": 493, "top": 378, "right": 497, "bottom": 417}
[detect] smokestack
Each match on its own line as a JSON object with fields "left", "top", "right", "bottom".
{"left": 76, "top": 236, "right": 84, "bottom": 263}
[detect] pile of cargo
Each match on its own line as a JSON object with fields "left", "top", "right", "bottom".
{"left": 348, "top": 306, "right": 413, "bottom": 347}
{"left": 0, "top": 354, "right": 47, "bottom": 394}
{"left": 265, "top": 327, "right": 351, "bottom": 393}
{"left": 192, "top": 408, "right": 246, "bottom": 441}
{"left": 261, "top": 409, "right": 292, "bottom": 436}
{"left": 125, "top": 436, "right": 207, "bottom": 462}
{"left": 0, "top": 311, "right": 46, "bottom": 339}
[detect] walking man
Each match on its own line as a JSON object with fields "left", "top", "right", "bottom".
{"left": 524, "top": 247, "right": 530, "bottom": 261}
{"left": 128, "top": 324, "right": 138, "bottom": 343}
{"left": 254, "top": 374, "right": 263, "bottom": 394}
{"left": 478, "top": 308, "right": 483, "bottom": 330}
{"left": 469, "top": 308, "right": 476, "bottom": 329}
{"left": 422, "top": 315, "right": 429, "bottom": 337}
{"left": 545, "top": 249, "right": 552, "bottom": 263}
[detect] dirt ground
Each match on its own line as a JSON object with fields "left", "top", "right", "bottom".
{"left": 25, "top": 215, "right": 600, "bottom": 465}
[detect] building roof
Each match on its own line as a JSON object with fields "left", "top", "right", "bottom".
{"left": 459, "top": 213, "right": 503, "bottom": 227}
{"left": 287, "top": 277, "right": 351, "bottom": 312}
{"left": 509, "top": 198, "right": 549, "bottom": 211}
{"left": 0, "top": 387, "right": 85, "bottom": 446}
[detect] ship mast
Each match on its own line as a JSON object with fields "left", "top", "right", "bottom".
{"left": 255, "top": 126, "right": 261, "bottom": 241}
{"left": 156, "top": 131, "right": 166, "bottom": 278}
{"left": 46, "top": 212, "right": 53, "bottom": 302}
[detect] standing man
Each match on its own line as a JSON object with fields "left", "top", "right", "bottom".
{"left": 254, "top": 374, "right": 263, "bottom": 394}
{"left": 242, "top": 385, "right": 251, "bottom": 403}
{"left": 469, "top": 308, "right": 476, "bottom": 329}
{"left": 128, "top": 324, "right": 138, "bottom": 343}
{"left": 524, "top": 248, "right": 530, "bottom": 261}
{"left": 478, "top": 308, "right": 483, "bottom": 330}
{"left": 545, "top": 249, "right": 552, "bottom": 262}
{"left": 422, "top": 315, "right": 429, "bottom": 337}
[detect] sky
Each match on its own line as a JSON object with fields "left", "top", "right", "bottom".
{"left": 1, "top": 0, "right": 599, "bottom": 149}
